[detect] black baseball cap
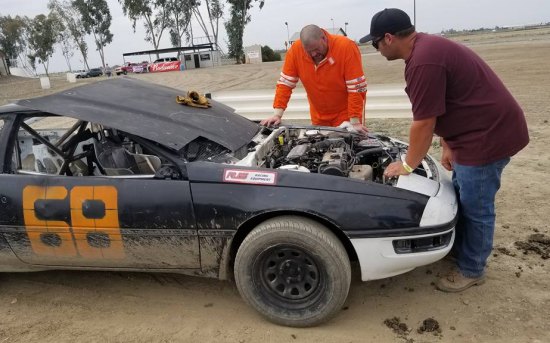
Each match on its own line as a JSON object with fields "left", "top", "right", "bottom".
{"left": 359, "top": 8, "right": 413, "bottom": 43}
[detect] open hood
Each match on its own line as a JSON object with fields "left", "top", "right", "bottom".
{"left": 15, "top": 77, "right": 260, "bottom": 152}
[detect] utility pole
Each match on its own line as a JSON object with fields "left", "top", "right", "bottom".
{"left": 345, "top": 22, "right": 348, "bottom": 36}
{"left": 285, "top": 21, "right": 290, "bottom": 47}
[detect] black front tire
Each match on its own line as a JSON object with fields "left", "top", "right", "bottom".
{"left": 234, "top": 216, "right": 351, "bottom": 327}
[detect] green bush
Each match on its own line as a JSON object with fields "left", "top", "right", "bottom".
{"left": 261, "top": 45, "right": 282, "bottom": 62}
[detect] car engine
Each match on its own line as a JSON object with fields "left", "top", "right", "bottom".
{"left": 237, "top": 126, "right": 436, "bottom": 184}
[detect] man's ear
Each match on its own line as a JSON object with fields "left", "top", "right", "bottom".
{"left": 386, "top": 33, "right": 394, "bottom": 45}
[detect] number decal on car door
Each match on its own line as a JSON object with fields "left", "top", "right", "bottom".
{"left": 23, "top": 186, "right": 77, "bottom": 257}
{"left": 22, "top": 185, "right": 125, "bottom": 259}
{"left": 70, "top": 186, "right": 124, "bottom": 259}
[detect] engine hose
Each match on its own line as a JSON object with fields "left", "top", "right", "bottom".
{"left": 355, "top": 147, "right": 385, "bottom": 159}
{"left": 312, "top": 139, "right": 346, "bottom": 150}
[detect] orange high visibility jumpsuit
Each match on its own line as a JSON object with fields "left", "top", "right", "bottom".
{"left": 273, "top": 30, "right": 367, "bottom": 126}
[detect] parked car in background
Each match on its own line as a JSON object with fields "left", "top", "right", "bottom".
{"left": 86, "top": 68, "right": 103, "bottom": 77}
{"left": 115, "top": 63, "right": 135, "bottom": 76}
{"left": 73, "top": 70, "right": 88, "bottom": 78}
{"left": 115, "top": 62, "right": 149, "bottom": 75}
{"left": 152, "top": 57, "right": 179, "bottom": 63}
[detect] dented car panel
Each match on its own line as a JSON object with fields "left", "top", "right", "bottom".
{"left": 15, "top": 78, "right": 258, "bottom": 152}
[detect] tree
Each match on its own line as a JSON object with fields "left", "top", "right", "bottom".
{"left": 189, "top": 0, "right": 224, "bottom": 48}
{"left": 58, "top": 24, "right": 76, "bottom": 71}
{"left": 0, "top": 15, "right": 26, "bottom": 62}
{"left": 190, "top": 0, "right": 212, "bottom": 46}
{"left": 166, "top": 0, "right": 224, "bottom": 50}
{"left": 26, "top": 13, "right": 63, "bottom": 76}
{"left": 224, "top": 0, "right": 264, "bottom": 63}
{"left": 119, "top": 0, "right": 170, "bottom": 58}
{"left": 166, "top": 0, "right": 193, "bottom": 48}
{"left": 48, "top": 0, "right": 91, "bottom": 69}
{"left": 73, "top": 0, "right": 113, "bottom": 69}
{"left": 205, "top": 0, "right": 224, "bottom": 50}
{"left": 261, "top": 45, "right": 280, "bottom": 62}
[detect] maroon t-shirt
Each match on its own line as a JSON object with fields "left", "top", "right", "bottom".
{"left": 404, "top": 33, "right": 529, "bottom": 165}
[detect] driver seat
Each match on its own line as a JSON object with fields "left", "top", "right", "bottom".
{"left": 94, "top": 138, "right": 138, "bottom": 175}
{"left": 93, "top": 132, "right": 162, "bottom": 176}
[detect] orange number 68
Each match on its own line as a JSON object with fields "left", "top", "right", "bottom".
{"left": 23, "top": 185, "right": 125, "bottom": 259}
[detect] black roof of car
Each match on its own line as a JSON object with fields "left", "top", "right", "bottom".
{"left": 13, "top": 78, "right": 259, "bottom": 152}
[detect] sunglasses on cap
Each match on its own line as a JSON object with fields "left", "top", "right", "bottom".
{"left": 372, "top": 36, "right": 384, "bottom": 50}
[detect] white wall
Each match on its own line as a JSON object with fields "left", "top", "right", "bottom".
{"left": 182, "top": 51, "right": 222, "bottom": 69}
{"left": 244, "top": 45, "right": 262, "bottom": 64}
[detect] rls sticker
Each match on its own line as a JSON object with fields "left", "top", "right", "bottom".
{"left": 223, "top": 169, "right": 277, "bottom": 185}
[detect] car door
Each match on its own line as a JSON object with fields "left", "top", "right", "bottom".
{"left": 0, "top": 114, "right": 200, "bottom": 270}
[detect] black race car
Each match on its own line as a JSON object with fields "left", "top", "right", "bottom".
{"left": 0, "top": 78, "right": 457, "bottom": 327}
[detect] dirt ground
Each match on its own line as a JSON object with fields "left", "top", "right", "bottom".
{"left": 0, "top": 28, "right": 549, "bottom": 342}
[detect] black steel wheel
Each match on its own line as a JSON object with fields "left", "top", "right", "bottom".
{"left": 235, "top": 216, "right": 351, "bottom": 327}
{"left": 258, "top": 245, "right": 322, "bottom": 301}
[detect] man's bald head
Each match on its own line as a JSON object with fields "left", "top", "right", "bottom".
{"left": 300, "top": 25, "right": 324, "bottom": 45}
{"left": 300, "top": 25, "right": 328, "bottom": 64}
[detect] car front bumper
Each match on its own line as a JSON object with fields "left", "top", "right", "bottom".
{"left": 351, "top": 156, "right": 458, "bottom": 281}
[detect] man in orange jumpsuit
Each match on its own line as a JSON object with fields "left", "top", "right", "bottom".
{"left": 260, "top": 25, "right": 368, "bottom": 134}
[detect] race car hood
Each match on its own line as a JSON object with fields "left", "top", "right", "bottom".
{"left": 14, "top": 77, "right": 260, "bottom": 152}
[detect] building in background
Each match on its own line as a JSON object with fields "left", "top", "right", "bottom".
{"left": 122, "top": 43, "right": 221, "bottom": 72}
{"left": 181, "top": 49, "right": 221, "bottom": 70}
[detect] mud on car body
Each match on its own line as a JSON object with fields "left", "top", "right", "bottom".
{"left": 0, "top": 78, "right": 457, "bottom": 327}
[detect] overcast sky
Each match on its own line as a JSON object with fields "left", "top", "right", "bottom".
{"left": 2, "top": 0, "right": 549, "bottom": 73}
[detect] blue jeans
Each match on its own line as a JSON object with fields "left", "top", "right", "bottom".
{"left": 452, "top": 157, "right": 510, "bottom": 278}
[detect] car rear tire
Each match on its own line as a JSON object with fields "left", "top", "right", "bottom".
{"left": 234, "top": 216, "right": 351, "bottom": 327}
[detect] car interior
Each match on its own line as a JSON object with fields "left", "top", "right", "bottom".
{"left": 10, "top": 115, "right": 173, "bottom": 178}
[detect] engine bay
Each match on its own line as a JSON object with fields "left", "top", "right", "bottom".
{"left": 237, "top": 126, "right": 437, "bottom": 184}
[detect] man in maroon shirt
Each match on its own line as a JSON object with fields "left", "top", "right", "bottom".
{"left": 360, "top": 8, "right": 529, "bottom": 292}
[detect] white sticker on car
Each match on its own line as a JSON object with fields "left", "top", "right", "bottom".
{"left": 223, "top": 169, "right": 277, "bottom": 185}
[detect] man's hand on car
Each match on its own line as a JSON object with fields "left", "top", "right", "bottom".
{"left": 384, "top": 161, "right": 412, "bottom": 178}
{"left": 260, "top": 108, "right": 284, "bottom": 127}
{"left": 338, "top": 118, "right": 368, "bottom": 135}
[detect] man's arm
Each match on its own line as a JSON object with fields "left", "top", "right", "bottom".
{"left": 383, "top": 116, "right": 437, "bottom": 178}
{"left": 383, "top": 63, "right": 447, "bottom": 177}
{"left": 261, "top": 46, "right": 299, "bottom": 126}
{"left": 344, "top": 43, "right": 368, "bottom": 133}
